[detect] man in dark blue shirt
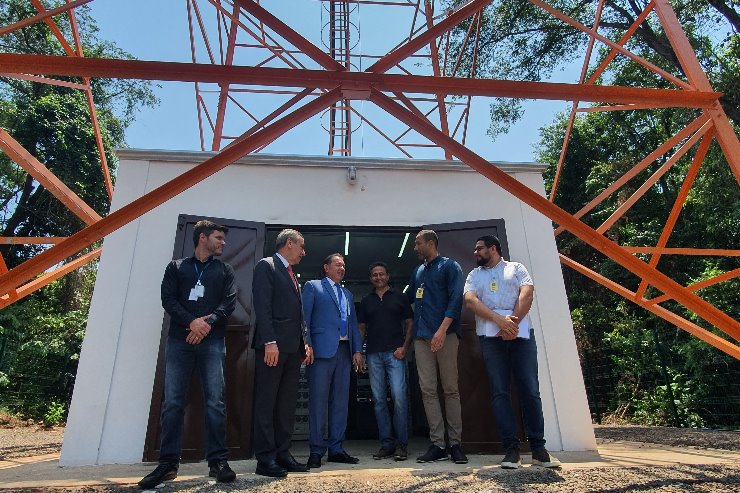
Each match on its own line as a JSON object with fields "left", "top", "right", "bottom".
{"left": 139, "top": 220, "right": 237, "bottom": 489}
{"left": 407, "top": 230, "right": 467, "bottom": 465}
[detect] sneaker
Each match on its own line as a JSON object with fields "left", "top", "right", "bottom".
{"left": 531, "top": 448, "right": 561, "bottom": 468}
{"left": 416, "top": 444, "right": 448, "bottom": 463}
{"left": 500, "top": 448, "right": 521, "bottom": 469}
{"left": 209, "top": 460, "right": 236, "bottom": 482}
{"left": 372, "top": 446, "right": 396, "bottom": 460}
{"left": 450, "top": 444, "right": 468, "bottom": 464}
{"left": 138, "top": 462, "right": 178, "bottom": 489}
{"left": 394, "top": 445, "right": 408, "bottom": 461}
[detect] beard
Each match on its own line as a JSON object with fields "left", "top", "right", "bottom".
{"left": 476, "top": 256, "right": 488, "bottom": 266}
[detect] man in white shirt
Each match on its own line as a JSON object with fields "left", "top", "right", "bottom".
{"left": 463, "top": 235, "right": 560, "bottom": 469}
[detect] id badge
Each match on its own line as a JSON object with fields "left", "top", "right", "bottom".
{"left": 194, "top": 282, "right": 205, "bottom": 297}
{"left": 416, "top": 287, "right": 424, "bottom": 299}
{"left": 189, "top": 288, "right": 199, "bottom": 301}
{"left": 490, "top": 280, "right": 499, "bottom": 292}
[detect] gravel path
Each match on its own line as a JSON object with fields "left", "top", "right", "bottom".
{"left": 0, "top": 425, "right": 64, "bottom": 460}
{"left": 593, "top": 425, "right": 740, "bottom": 451}
{"left": 2, "top": 425, "right": 739, "bottom": 492}
{"left": 13, "top": 464, "right": 740, "bottom": 492}
{"left": 3, "top": 424, "right": 737, "bottom": 460}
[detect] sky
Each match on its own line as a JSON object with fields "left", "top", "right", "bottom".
{"left": 86, "top": 0, "right": 579, "bottom": 163}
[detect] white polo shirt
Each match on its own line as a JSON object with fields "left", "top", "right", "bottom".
{"left": 464, "top": 259, "right": 533, "bottom": 338}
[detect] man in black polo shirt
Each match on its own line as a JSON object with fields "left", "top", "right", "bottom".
{"left": 138, "top": 220, "right": 237, "bottom": 489}
{"left": 358, "top": 261, "right": 413, "bottom": 461}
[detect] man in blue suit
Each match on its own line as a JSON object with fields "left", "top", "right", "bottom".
{"left": 302, "top": 253, "right": 363, "bottom": 468}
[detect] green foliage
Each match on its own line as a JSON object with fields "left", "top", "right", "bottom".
{"left": 0, "top": 0, "right": 158, "bottom": 267}
{"left": 446, "top": 0, "right": 740, "bottom": 427}
{"left": 0, "top": 1, "right": 158, "bottom": 420}
{"left": 43, "top": 400, "right": 66, "bottom": 427}
{"left": 0, "top": 265, "right": 94, "bottom": 420}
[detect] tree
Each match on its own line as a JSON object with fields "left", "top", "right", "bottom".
{"left": 443, "top": 0, "right": 739, "bottom": 136}
{"left": 0, "top": 0, "right": 157, "bottom": 267}
{"left": 443, "top": 0, "right": 740, "bottom": 426}
{"left": 0, "top": 1, "right": 157, "bottom": 421}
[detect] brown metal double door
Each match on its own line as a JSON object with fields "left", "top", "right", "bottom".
{"left": 143, "top": 215, "right": 265, "bottom": 462}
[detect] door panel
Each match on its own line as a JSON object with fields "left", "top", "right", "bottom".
{"left": 144, "top": 215, "right": 264, "bottom": 461}
{"left": 426, "top": 219, "right": 527, "bottom": 453}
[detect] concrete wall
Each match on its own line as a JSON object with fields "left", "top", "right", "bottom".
{"left": 61, "top": 151, "right": 596, "bottom": 465}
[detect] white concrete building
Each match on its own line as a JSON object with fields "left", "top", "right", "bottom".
{"left": 61, "top": 150, "right": 595, "bottom": 465}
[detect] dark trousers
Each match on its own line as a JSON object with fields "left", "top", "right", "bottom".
{"left": 159, "top": 335, "right": 227, "bottom": 465}
{"left": 252, "top": 348, "right": 302, "bottom": 463}
{"left": 480, "top": 330, "right": 546, "bottom": 451}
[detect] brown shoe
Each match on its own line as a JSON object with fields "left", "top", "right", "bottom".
{"left": 394, "top": 445, "right": 408, "bottom": 461}
{"left": 373, "top": 447, "right": 395, "bottom": 460}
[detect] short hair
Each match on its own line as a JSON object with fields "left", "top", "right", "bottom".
{"left": 193, "top": 220, "right": 228, "bottom": 247}
{"left": 368, "top": 261, "right": 388, "bottom": 276}
{"left": 321, "top": 253, "right": 344, "bottom": 277}
{"left": 477, "top": 234, "right": 502, "bottom": 255}
{"left": 417, "top": 229, "right": 438, "bottom": 248}
{"left": 276, "top": 228, "right": 303, "bottom": 249}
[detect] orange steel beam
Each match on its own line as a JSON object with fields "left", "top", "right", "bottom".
{"left": 586, "top": 1, "right": 656, "bottom": 85}
{"left": 223, "top": 87, "right": 315, "bottom": 150}
{"left": 0, "top": 248, "right": 101, "bottom": 310}
{"left": 549, "top": 0, "right": 605, "bottom": 201}
{"left": 66, "top": 5, "right": 113, "bottom": 200}
{"left": 559, "top": 254, "right": 740, "bottom": 358}
{"left": 0, "top": 128, "right": 102, "bottom": 225}
{"left": 233, "top": 0, "right": 345, "bottom": 71}
{"left": 623, "top": 247, "right": 740, "bottom": 256}
{"left": 595, "top": 120, "right": 711, "bottom": 234}
{"left": 0, "top": 72, "right": 88, "bottom": 89}
{"left": 554, "top": 114, "right": 709, "bottom": 235}
{"left": 368, "top": 0, "right": 493, "bottom": 73}
{"left": 0, "top": 55, "right": 723, "bottom": 106}
{"left": 0, "top": 0, "right": 93, "bottom": 36}
{"left": 0, "top": 88, "right": 343, "bottom": 295}
{"left": 205, "top": 0, "right": 305, "bottom": 70}
{"left": 348, "top": 104, "right": 414, "bottom": 158}
{"left": 577, "top": 102, "right": 687, "bottom": 112}
{"left": 1, "top": 237, "right": 66, "bottom": 245}
{"left": 211, "top": 1, "right": 241, "bottom": 150}
{"left": 634, "top": 129, "right": 713, "bottom": 299}
{"left": 652, "top": 0, "right": 740, "bottom": 184}
{"left": 30, "top": 0, "right": 76, "bottom": 56}
{"left": 528, "top": 0, "right": 691, "bottom": 91}
{"left": 0, "top": 254, "right": 18, "bottom": 304}
{"left": 369, "top": 88, "right": 740, "bottom": 339}
{"left": 648, "top": 268, "right": 740, "bottom": 305}
{"left": 423, "top": 0, "right": 452, "bottom": 160}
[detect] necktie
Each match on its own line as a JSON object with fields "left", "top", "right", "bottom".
{"left": 287, "top": 264, "right": 298, "bottom": 291}
{"left": 335, "top": 283, "right": 348, "bottom": 338}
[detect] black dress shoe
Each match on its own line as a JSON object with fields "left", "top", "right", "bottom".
{"left": 255, "top": 460, "right": 287, "bottom": 478}
{"left": 327, "top": 451, "right": 359, "bottom": 464}
{"left": 277, "top": 454, "right": 309, "bottom": 473}
{"left": 306, "top": 453, "right": 322, "bottom": 469}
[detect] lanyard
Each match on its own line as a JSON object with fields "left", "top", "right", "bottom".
{"left": 193, "top": 260, "right": 212, "bottom": 284}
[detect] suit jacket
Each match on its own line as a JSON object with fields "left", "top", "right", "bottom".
{"left": 302, "top": 277, "right": 361, "bottom": 359}
{"left": 252, "top": 254, "right": 309, "bottom": 353}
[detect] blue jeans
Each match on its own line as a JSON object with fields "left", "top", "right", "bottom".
{"left": 480, "top": 331, "right": 546, "bottom": 451}
{"left": 159, "top": 335, "right": 227, "bottom": 464}
{"left": 367, "top": 351, "right": 409, "bottom": 449}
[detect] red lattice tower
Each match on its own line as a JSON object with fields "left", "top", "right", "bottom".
{"left": 0, "top": 0, "right": 738, "bottom": 359}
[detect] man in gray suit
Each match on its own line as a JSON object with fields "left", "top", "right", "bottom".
{"left": 252, "top": 229, "right": 314, "bottom": 477}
